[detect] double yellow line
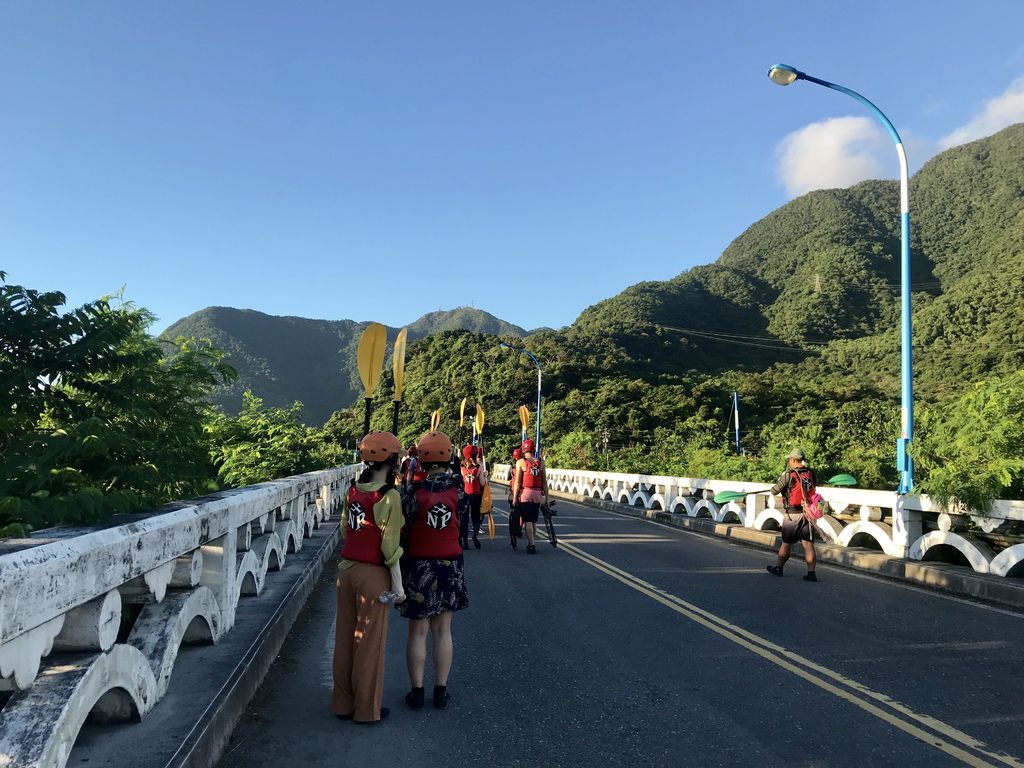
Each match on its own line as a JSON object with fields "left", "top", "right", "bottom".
{"left": 554, "top": 538, "right": 1023, "bottom": 768}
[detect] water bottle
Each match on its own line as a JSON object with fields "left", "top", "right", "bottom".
{"left": 378, "top": 590, "right": 402, "bottom": 604}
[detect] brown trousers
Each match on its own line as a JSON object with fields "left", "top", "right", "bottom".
{"left": 331, "top": 562, "right": 390, "bottom": 721}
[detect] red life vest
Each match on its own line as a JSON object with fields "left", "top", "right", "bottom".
{"left": 406, "top": 485, "right": 461, "bottom": 559}
{"left": 521, "top": 458, "right": 544, "bottom": 490}
{"left": 786, "top": 468, "right": 816, "bottom": 508}
{"left": 461, "top": 463, "right": 482, "bottom": 495}
{"left": 340, "top": 486, "right": 385, "bottom": 564}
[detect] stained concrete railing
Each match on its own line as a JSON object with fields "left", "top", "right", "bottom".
{"left": 0, "top": 464, "right": 358, "bottom": 768}
{"left": 494, "top": 464, "right": 1024, "bottom": 577}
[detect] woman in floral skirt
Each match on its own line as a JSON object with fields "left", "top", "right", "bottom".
{"left": 399, "top": 430, "right": 469, "bottom": 710}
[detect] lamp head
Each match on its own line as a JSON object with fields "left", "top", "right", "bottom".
{"left": 767, "top": 64, "right": 801, "bottom": 86}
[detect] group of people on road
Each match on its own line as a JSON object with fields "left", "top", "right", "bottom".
{"left": 331, "top": 423, "right": 817, "bottom": 725}
{"left": 332, "top": 427, "right": 549, "bottom": 724}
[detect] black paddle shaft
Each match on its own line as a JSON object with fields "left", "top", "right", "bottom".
{"left": 391, "top": 400, "right": 400, "bottom": 435}
{"left": 363, "top": 397, "right": 373, "bottom": 435}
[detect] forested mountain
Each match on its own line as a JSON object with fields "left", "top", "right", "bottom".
{"left": 162, "top": 306, "right": 527, "bottom": 423}
{"left": 7, "top": 124, "right": 1022, "bottom": 539}
{"left": 329, "top": 124, "right": 1023, "bottom": 502}
{"left": 167, "top": 125, "right": 1022, "bottom": 500}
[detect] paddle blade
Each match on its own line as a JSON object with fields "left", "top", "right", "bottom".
{"left": 713, "top": 490, "right": 748, "bottom": 504}
{"left": 357, "top": 323, "right": 387, "bottom": 396}
{"left": 475, "top": 403, "right": 485, "bottom": 435}
{"left": 392, "top": 327, "right": 408, "bottom": 402}
{"left": 518, "top": 405, "right": 530, "bottom": 431}
{"left": 827, "top": 474, "right": 858, "bottom": 487}
{"left": 459, "top": 397, "right": 467, "bottom": 427}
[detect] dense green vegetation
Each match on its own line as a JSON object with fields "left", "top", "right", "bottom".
{"left": 4, "top": 124, "right": 1023, "bottom": 536}
{"left": 162, "top": 306, "right": 528, "bottom": 424}
{"left": 0, "top": 277, "right": 346, "bottom": 536}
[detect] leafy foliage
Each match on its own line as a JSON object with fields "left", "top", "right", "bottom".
{"left": 206, "top": 392, "right": 349, "bottom": 488}
{"left": 912, "top": 372, "right": 1024, "bottom": 513}
{"left": 1, "top": 277, "right": 235, "bottom": 535}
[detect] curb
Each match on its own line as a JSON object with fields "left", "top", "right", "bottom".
{"left": 501, "top": 481, "right": 1024, "bottom": 612}
{"left": 170, "top": 521, "right": 341, "bottom": 768}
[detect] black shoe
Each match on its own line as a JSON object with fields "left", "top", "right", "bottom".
{"left": 335, "top": 713, "right": 353, "bottom": 721}
{"left": 527, "top": 544, "right": 537, "bottom": 554}
{"left": 433, "top": 686, "right": 450, "bottom": 710}
{"left": 803, "top": 572, "right": 818, "bottom": 582}
{"left": 405, "top": 687, "right": 424, "bottom": 710}
{"left": 459, "top": 538, "right": 469, "bottom": 549}
{"left": 354, "top": 707, "right": 390, "bottom": 725}
{"left": 473, "top": 536, "right": 481, "bottom": 550}
{"left": 766, "top": 565, "right": 784, "bottom": 577}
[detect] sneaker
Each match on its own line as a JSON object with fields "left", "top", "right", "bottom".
{"left": 405, "top": 688, "right": 424, "bottom": 710}
{"left": 473, "top": 536, "right": 481, "bottom": 550}
{"left": 354, "top": 707, "right": 390, "bottom": 725}
{"left": 803, "top": 572, "right": 818, "bottom": 582}
{"left": 433, "top": 687, "right": 450, "bottom": 709}
{"left": 527, "top": 544, "right": 537, "bottom": 555}
{"left": 766, "top": 565, "right": 784, "bottom": 577}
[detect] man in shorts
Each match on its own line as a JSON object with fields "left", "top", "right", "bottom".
{"left": 766, "top": 448, "right": 818, "bottom": 582}
{"left": 511, "top": 439, "right": 546, "bottom": 555}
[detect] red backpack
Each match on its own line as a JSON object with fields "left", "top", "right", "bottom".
{"left": 787, "top": 468, "right": 822, "bottom": 519}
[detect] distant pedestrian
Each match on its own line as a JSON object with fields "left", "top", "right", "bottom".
{"left": 400, "top": 431, "right": 469, "bottom": 710}
{"left": 332, "top": 432, "right": 405, "bottom": 724}
{"left": 766, "top": 448, "right": 819, "bottom": 582}
{"left": 511, "top": 439, "right": 547, "bottom": 554}
{"left": 460, "top": 444, "right": 485, "bottom": 549}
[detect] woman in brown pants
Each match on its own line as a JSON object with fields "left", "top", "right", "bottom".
{"left": 332, "top": 431, "right": 405, "bottom": 724}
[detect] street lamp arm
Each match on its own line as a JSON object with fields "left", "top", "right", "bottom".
{"left": 767, "top": 63, "right": 914, "bottom": 494}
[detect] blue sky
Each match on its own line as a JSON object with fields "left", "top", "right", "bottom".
{"left": 3, "top": 2, "right": 1024, "bottom": 334}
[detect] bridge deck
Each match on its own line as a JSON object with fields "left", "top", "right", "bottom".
{"left": 218, "top": 497, "right": 1024, "bottom": 768}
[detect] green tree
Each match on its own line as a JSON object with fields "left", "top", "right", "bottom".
{"left": 1, "top": 276, "right": 235, "bottom": 536}
{"left": 913, "top": 372, "right": 1024, "bottom": 513}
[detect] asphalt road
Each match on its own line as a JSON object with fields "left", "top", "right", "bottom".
{"left": 218, "top": 496, "right": 1024, "bottom": 768}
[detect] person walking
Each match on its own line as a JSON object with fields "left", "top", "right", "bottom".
{"left": 332, "top": 431, "right": 405, "bottom": 724}
{"left": 766, "top": 448, "right": 819, "bottom": 582}
{"left": 400, "top": 431, "right": 469, "bottom": 710}
{"left": 511, "top": 439, "right": 547, "bottom": 554}
{"left": 460, "top": 445, "right": 485, "bottom": 550}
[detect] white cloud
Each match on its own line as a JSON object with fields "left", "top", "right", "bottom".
{"left": 940, "top": 77, "right": 1024, "bottom": 149}
{"left": 776, "top": 116, "right": 890, "bottom": 197}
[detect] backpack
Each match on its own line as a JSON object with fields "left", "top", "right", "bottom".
{"left": 788, "top": 468, "right": 823, "bottom": 520}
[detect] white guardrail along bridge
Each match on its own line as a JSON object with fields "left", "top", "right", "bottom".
{"left": 2, "top": 461, "right": 1024, "bottom": 768}
{"left": 0, "top": 465, "right": 357, "bottom": 768}
{"left": 493, "top": 464, "right": 1024, "bottom": 577}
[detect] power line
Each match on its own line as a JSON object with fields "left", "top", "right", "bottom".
{"left": 654, "top": 323, "right": 825, "bottom": 351}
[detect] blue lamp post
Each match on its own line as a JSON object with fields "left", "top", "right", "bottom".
{"left": 499, "top": 342, "right": 543, "bottom": 454}
{"left": 768, "top": 64, "right": 914, "bottom": 494}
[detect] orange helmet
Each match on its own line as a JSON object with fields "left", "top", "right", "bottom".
{"left": 357, "top": 432, "right": 402, "bottom": 462}
{"left": 522, "top": 439, "right": 535, "bottom": 453}
{"left": 462, "top": 444, "right": 475, "bottom": 460}
{"left": 417, "top": 431, "right": 453, "bottom": 464}
{"left": 512, "top": 449, "right": 522, "bottom": 460}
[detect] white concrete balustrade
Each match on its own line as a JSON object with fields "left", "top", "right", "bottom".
{"left": 494, "top": 464, "right": 1024, "bottom": 577}
{"left": 0, "top": 464, "right": 358, "bottom": 768}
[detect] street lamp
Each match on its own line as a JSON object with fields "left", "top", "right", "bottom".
{"left": 499, "top": 342, "right": 542, "bottom": 454}
{"left": 767, "top": 63, "right": 914, "bottom": 495}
